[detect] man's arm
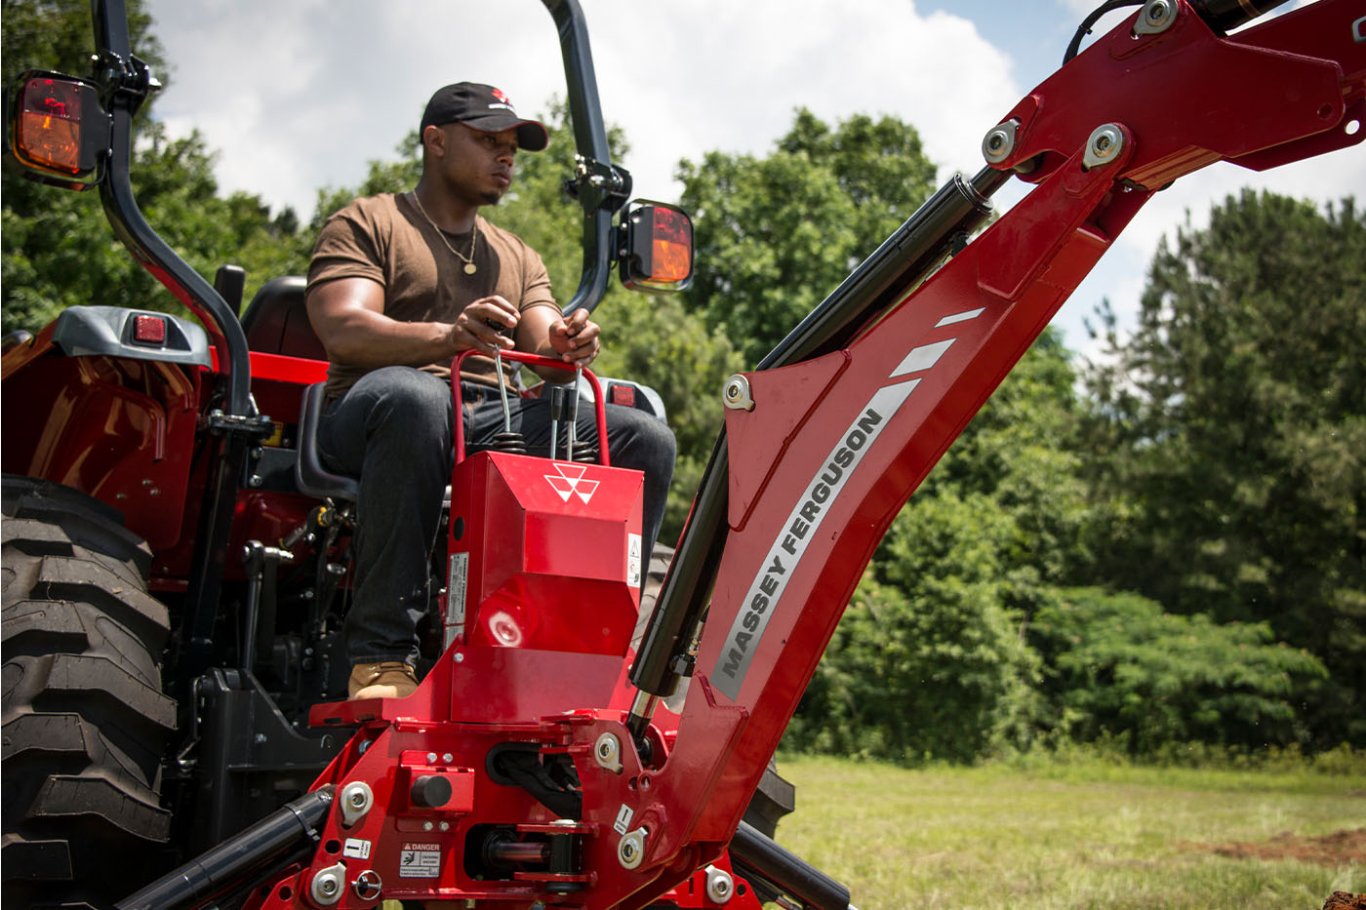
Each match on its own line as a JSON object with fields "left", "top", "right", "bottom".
{"left": 307, "top": 277, "right": 518, "bottom": 369}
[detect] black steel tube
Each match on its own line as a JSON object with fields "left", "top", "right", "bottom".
{"left": 93, "top": 0, "right": 254, "bottom": 417}
{"left": 627, "top": 168, "right": 1006, "bottom": 709}
{"left": 758, "top": 168, "right": 1003, "bottom": 371}
{"left": 730, "top": 821, "right": 851, "bottom": 910}
{"left": 628, "top": 431, "right": 731, "bottom": 705}
{"left": 1189, "top": 0, "right": 1292, "bottom": 32}
{"left": 543, "top": 0, "right": 620, "bottom": 316}
{"left": 117, "top": 787, "right": 334, "bottom": 910}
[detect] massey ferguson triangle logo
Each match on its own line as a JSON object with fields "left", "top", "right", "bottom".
{"left": 545, "top": 463, "right": 599, "bottom": 504}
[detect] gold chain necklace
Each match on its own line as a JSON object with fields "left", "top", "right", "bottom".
{"left": 408, "top": 191, "right": 479, "bottom": 275}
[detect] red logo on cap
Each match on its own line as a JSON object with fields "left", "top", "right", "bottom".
{"left": 492, "top": 88, "right": 511, "bottom": 104}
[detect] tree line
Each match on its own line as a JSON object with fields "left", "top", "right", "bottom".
{"left": 4, "top": 0, "right": 1361, "bottom": 762}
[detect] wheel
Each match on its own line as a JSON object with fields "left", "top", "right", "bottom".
{"left": 1, "top": 476, "right": 176, "bottom": 908}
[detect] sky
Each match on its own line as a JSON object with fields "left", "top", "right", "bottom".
{"left": 142, "top": 0, "right": 1364, "bottom": 358}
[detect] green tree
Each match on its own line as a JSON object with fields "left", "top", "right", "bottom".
{"left": 1030, "top": 587, "right": 1327, "bottom": 754}
{"left": 789, "top": 492, "right": 1042, "bottom": 763}
{"left": 1081, "top": 191, "right": 1365, "bottom": 745}
{"left": 678, "top": 109, "right": 937, "bottom": 365}
{"left": 2, "top": 1, "right": 305, "bottom": 331}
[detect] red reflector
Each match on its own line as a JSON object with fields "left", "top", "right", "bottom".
{"left": 133, "top": 314, "right": 167, "bottom": 345}
{"left": 610, "top": 385, "right": 637, "bottom": 408}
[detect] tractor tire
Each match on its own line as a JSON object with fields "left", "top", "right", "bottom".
{"left": 634, "top": 543, "right": 796, "bottom": 839}
{"left": 1, "top": 476, "right": 176, "bottom": 909}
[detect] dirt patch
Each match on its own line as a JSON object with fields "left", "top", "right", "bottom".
{"left": 1322, "top": 893, "right": 1365, "bottom": 910}
{"left": 1187, "top": 828, "right": 1365, "bottom": 866}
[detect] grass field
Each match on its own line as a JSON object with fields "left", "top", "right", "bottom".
{"left": 767, "top": 754, "right": 1365, "bottom": 909}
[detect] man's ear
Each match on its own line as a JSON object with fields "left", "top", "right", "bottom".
{"left": 422, "top": 124, "right": 446, "bottom": 159}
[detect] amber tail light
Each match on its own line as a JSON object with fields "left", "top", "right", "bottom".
{"left": 8, "top": 72, "right": 108, "bottom": 186}
{"left": 619, "top": 202, "right": 695, "bottom": 293}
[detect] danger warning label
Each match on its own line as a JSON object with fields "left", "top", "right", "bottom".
{"left": 399, "top": 842, "right": 441, "bottom": 878}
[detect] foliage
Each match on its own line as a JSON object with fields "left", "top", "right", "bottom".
{"left": 677, "top": 109, "right": 937, "bottom": 365}
{"left": 1030, "top": 587, "right": 1327, "bottom": 755}
{"left": 787, "top": 493, "right": 1042, "bottom": 763}
{"left": 1081, "top": 191, "right": 1366, "bottom": 745}
{"left": 592, "top": 292, "right": 742, "bottom": 541}
{"left": 1, "top": 1, "right": 306, "bottom": 330}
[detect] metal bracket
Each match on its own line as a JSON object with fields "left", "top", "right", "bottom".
{"left": 723, "top": 375, "right": 755, "bottom": 411}
{"left": 982, "top": 119, "right": 1019, "bottom": 164}
{"left": 205, "top": 408, "right": 275, "bottom": 439}
{"left": 1134, "top": 0, "right": 1177, "bottom": 36}
{"left": 339, "top": 781, "right": 374, "bottom": 827}
{"left": 564, "top": 156, "right": 632, "bottom": 215}
{"left": 310, "top": 861, "right": 346, "bottom": 906}
{"left": 1082, "top": 123, "right": 1126, "bottom": 169}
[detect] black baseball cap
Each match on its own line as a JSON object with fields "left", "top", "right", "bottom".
{"left": 420, "top": 82, "right": 549, "bottom": 152}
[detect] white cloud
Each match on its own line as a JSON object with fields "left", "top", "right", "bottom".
{"left": 145, "top": 0, "right": 1016, "bottom": 218}
{"left": 139, "top": 0, "right": 1366, "bottom": 355}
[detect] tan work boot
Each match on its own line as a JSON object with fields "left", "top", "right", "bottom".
{"left": 348, "top": 661, "right": 418, "bottom": 700}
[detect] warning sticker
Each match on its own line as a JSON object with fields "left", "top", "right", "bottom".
{"left": 399, "top": 842, "right": 441, "bottom": 879}
{"left": 627, "top": 533, "right": 642, "bottom": 588}
{"left": 445, "top": 552, "right": 469, "bottom": 648}
{"left": 343, "top": 837, "right": 371, "bottom": 859}
{"left": 613, "top": 803, "right": 634, "bottom": 835}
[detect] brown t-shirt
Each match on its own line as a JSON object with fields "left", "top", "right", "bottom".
{"left": 306, "top": 192, "right": 559, "bottom": 399}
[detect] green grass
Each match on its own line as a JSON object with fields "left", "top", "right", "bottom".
{"left": 767, "top": 754, "right": 1365, "bottom": 909}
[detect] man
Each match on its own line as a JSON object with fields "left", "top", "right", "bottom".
{"left": 306, "top": 83, "right": 675, "bottom": 700}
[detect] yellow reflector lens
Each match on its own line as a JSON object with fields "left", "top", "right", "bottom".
{"left": 17, "top": 78, "right": 86, "bottom": 174}
{"left": 651, "top": 239, "right": 691, "bottom": 283}
{"left": 649, "top": 207, "right": 692, "bottom": 285}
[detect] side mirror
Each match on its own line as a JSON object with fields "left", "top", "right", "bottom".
{"left": 7, "top": 71, "right": 109, "bottom": 188}
{"left": 618, "top": 201, "right": 694, "bottom": 293}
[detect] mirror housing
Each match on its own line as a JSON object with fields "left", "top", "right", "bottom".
{"left": 7, "top": 71, "right": 108, "bottom": 188}
{"left": 618, "top": 201, "right": 694, "bottom": 293}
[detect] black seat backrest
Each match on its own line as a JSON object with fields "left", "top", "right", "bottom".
{"left": 241, "top": 276, "right": 327, "bottom": 361}
{"left": 296, "top": 382, "right": 359, "bottom": 502}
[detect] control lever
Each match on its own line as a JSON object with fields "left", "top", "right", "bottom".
{"left": 549, "top": 385, "right": 565, "bottom": 461}
{"left": 485, "top": 319, "right": 515, "bottom": 434}
{"left": 566, "top": 367, "right": 582, "bottom": 462}
{"left": 483, "top": 318, "right": 526, "bottom": 454}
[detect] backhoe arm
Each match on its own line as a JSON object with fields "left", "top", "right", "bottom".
{"left": 608, "top": 0, "right": 1364, "bottom": 896}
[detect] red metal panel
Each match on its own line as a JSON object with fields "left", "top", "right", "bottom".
{"left": 449, "top": 451, "right": 644, "bottom": 656}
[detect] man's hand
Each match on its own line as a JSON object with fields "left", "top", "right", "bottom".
{"left": 451, "top": 295, "right": 519, "bottom": 355}
{"left": 548, "top": 308, "right": 601, "bottom": 367}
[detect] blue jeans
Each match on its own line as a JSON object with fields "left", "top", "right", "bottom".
{"left": 317, "top": 366, "right": 676, "bottom": 665}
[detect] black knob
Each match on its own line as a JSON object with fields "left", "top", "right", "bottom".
{"left": 411, "top": 774, "right": 452, "bottom": 808}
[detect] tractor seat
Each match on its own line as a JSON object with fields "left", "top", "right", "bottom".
{"left": 241, "top": 276, "right": 327, "bottom": 361}
{"left": 296, "top": 382, "right": 359, "bottom": 502}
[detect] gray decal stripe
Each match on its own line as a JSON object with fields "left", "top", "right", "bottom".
{"left": 934, "top": 307, "right": 985, "bottom": 328}
{"left": 711, "top": 380, "right": 920, "bottom": 701}
{"left": 890, "top": 338, "right": 954, "bottom": 378}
